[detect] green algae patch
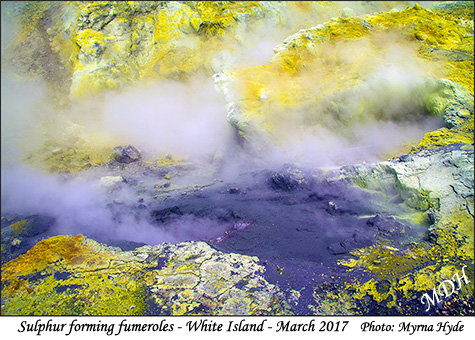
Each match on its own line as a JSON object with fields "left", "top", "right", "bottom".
{"left": 1, "top": 235, "right": 149, "bottom": 315}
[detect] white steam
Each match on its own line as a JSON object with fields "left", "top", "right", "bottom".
{"left": 1, "top": 72, "right": 48, "bottom": 166}
{"left": 1, "top": 0, "right": 448, "bottom": 246}
{"left": 239, "top": 33, "right": 445, "bottom": 168}
{"left": 101, "top": 77, "right": 233, "bottom": 162}
{"left": 1, "top": 165, "right": 228, "bottom": 244}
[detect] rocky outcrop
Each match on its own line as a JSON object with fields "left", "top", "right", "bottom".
{"left": 268, "top": 164, "right": 310, "bottom": 191}
{"left": 3, "top": 1, "right": 381, "bottom": 100}
{"left": 310, "top": 142, "right": 474, "bottom": 315}
{"left": 3, "top": 1, "right": 370, "bottom": 171}
{"left": 3, "top": 2, "right": 473, "bottom": 171}
{"left": 339, "top": 144, "right": 474, "bottom": 218}
{"left": 1, "top": 235, "right": 290, "bottom": 315}
{"left": 213, "top": 4, "right": 474, "bottom": 150}
{"left": 141, "top": 241, "right": 290, "bottom": 315}
{"left": 110, "top": 145, "right": 142, "bottom": 164}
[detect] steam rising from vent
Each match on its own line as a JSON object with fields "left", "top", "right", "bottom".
{"left": 213, "top": 32, "right": 446, "bottom": 169}
{"left": 266, "top": 63, "right": 444, "bottom": 167}
{"left": 100, "top": 77, "right": 233, "bottom": 162}
{"left": 0, "top": 1, "right": 451, "bottom": 246}
{"left": 1, "top": 72, "right": 47, "bottom": 167}
{"left": 1, "top": 165, "right": 230, "bottom": 245}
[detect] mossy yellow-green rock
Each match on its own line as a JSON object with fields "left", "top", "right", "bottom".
{"left": 5, "top": 1, "right": 362, "bottom": 100}
{"left": 2, "top": 1, "right": 365, "bottom": 173}
{"left": 1, "top": 236, "right": 290, "bottom": 315}
{"left": 1, "top": 235, "right": 149, "bottom": 315}
{"left": 215, "top": 3, "right": 473, "bottom": 150}
{"left": 6, "top": 1, "right": 472, "bottom": 173}
{"left": 326, "top": 139, "right": 474, "bottom": 314}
